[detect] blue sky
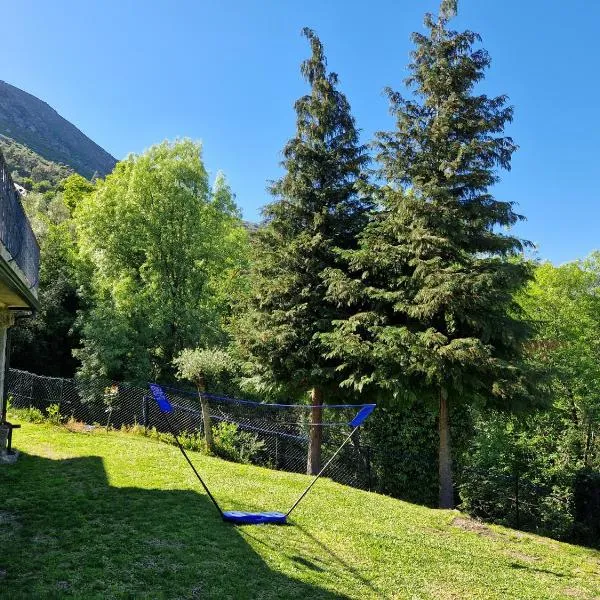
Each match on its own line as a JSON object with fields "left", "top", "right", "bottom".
{"left": 3, "top": 1, "right": 599, "bottom": 264}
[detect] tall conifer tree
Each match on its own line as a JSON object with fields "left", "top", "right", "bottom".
{"left": 234, "top": 28, "right": 371, "bottom": 474}
{"left": 323, "top": 1, "right": 534, "bottom": 506}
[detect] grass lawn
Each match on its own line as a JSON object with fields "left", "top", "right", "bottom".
{"left": 1, "top": 420, "right": 599, "bottom": 599}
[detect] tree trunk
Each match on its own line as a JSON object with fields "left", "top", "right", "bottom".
{"left": 584, "top": 417, "right": 594, "bottom": 467}
{"left": 196, "top": 374, "right": 214, "bottom": 452}
{"left": 307, "top": 386, "right": 323, "bottom": 475}
{"left": 438, "top": 386, "right": 454, "bottom": 509}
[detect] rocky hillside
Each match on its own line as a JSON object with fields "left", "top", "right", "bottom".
{"left": 0, "top": 80, "right": 116, "bottom": 179}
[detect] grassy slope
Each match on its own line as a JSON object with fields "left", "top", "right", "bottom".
{"left": 1, "top": 422, "right": 599, "bottom": 600}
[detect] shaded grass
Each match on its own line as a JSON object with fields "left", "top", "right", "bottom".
{"left": 1, "top": 421, "right": 599, "bottom": 599}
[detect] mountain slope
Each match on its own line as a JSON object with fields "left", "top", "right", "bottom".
{"left": 0, "top": 80, "right": 116, "bottom": 179}
{"left": 0, "top": 134, "right": 73, "bottom": 185}
{"left": 4, "top": 418, "right": 600, "bottom": 599}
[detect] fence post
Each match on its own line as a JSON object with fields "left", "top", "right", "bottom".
{"left": 514, "top": 463, "right": 520, "bottom": 529}
{"left": 143, "top": 395, "right": 150, "bottom": 432}
{"left": 365, "top": 446, "right": 373, "bottom": 491}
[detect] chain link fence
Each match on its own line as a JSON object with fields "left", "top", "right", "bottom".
{"left": 6, "top": 368, "right": 373, "bottom": 491}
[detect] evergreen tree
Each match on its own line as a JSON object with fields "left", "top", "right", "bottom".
{"left": 233, "top": 28, "right": 371, "bottom": 474}
{"left": 322, "top": 1, "right": 535, "bottom": 506}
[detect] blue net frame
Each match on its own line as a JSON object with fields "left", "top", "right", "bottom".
{"left": 148, "top": 384, "right": 376, "bottom": 525}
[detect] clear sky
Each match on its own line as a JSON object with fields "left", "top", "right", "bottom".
{"left": 3, "top": 1, "right": 598, "bottom": 264}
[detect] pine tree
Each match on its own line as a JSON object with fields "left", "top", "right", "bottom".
{"left": 322, "top": 1, "right": 535, "bottom": 506}
{"left": 234, "top": 28, "right": 371, "bottom": 474}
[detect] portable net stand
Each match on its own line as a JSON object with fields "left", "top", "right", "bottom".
{"left": 148, "top": 384, "right": 375, "bottom": 525}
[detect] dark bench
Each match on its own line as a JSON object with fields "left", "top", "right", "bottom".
{"left": 2, "top": 421, "right": 21, "bottom": 454}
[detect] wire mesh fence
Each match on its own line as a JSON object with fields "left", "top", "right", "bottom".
{"left": 6, "top": 368, "right": 374, "bottom": 491}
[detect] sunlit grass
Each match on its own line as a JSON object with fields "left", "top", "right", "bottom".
{"left": 1, "top": 421, "right": 599, "bottom": 599}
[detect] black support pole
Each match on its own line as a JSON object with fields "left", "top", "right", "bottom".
{"left": 1, "top": 326, "right": 12, "bottom": 423}
{"left": 160, "top": 410, "right": 224, "bottom": 518}
{"left": 286, "top": 426, "right": 359, "bottom": 518}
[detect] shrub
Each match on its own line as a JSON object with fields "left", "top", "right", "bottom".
{"left": 138, "top": 426, "right": 208, "bottom": 453}
{"left": 459, "top": 412, "right": 574, "bottom": 540}
{"left": 10, "top": 407, "right": 45, "bottom": 424}
{"left": 46, "top": 403, "right": 63, "bottom": 425}
{"left": 572, "top": 468, "right": 600, "bottom": 548}
{"left": 33, "top": 180, "right": 53, "bottom": 193}
{"left": 213, "top": 422, "right": 266, "bottom": 464}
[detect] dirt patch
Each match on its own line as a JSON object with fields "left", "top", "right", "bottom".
{"left": 423, "top": 526, "right": 451, "bottom": 537}
{"left": 64, "top": 420, "right": 85, "bottom": 433}
{"left": 424, "top": 582, "right": 467, "bottom": 599}
{"left": 34, "top": 443, "right": 70, "bottom": 459}
{"left": 451, "top": 516, "right": 494, "bottom": 535}
{"left": 64, "top": 420, "right": 95, "bottom": 434}
{"left": 507, "top": 550, "right": 540, "bottom": 563}
{"left": 562, "top": 587, "right": 589, "bottom": 598}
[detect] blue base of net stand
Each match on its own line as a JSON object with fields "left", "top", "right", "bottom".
{"left": 222, "top": 511, "right": 288, "bottom": 525}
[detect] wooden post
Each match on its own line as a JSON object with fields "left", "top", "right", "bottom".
{"left": 196, "top": 374, "right": 214, "bottom": 452}
{"left": 438, "top": 386, "right": 454, "bottom": 508}
{"left": 307, "top": 386, "right": 323, "bottom": 475}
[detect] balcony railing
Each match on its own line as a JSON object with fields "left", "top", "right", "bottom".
{"left": 0, "top": 150, "right": 40, "bottom": 291}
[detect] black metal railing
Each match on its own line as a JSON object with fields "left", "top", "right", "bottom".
{"left": 0, "top": 150, "right": 39, "bottom": 290}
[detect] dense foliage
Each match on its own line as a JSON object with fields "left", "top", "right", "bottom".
{"left": 74, "top": 140, "right": 248, "bottom": 384}
{"left": 322, "top": 2, "right": 536, "bottom": 507}
{"left": 232, "top": 29, "right": 372, "bottom": 472}
{"left": 521, "top": 257, "right": 600, "bottom": 469}
{"left": 458, "top": 257, "right": 600, "bottom": 544}
{"left": 11, "top": 175, "right": 89, "bottom": 376}
{"left": 0, "top": 134, "right": 73, "bottom": 185}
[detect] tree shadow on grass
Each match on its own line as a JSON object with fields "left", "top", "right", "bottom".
{"left": 0, "top": 452, "right": 347, "bottom": 599}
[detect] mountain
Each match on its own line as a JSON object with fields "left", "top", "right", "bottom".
{"left": 0, "top": 80, "right": 116, "bottom": 179}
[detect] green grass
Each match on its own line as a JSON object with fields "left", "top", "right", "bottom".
{"left": 1, "top": 421, "right": 599, "bottom": 599}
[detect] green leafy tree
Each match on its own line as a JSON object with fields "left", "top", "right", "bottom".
{"left": 75, "top": 140, "right": 248, "bottom": 383}
{"left": 460, "top": 411, "right": 575, "bottom": 539}
{"left": 173, "top": 347, "right": 236, "bottom": 451}
{"left": 460, "top": 256, "right": 600, "bottom": 544}
{"left": 519, "top": 257, "right": 600, "bottom": 468}
{"left": 233, "top": 28, "right": 372, "bottom": 474}
{"left": 323, "top": 2, "right": 535, "bottom": 506}
{"left": 11, "top": 181, "right": 93, "bottom": 377}
{"left": 61, "top": 174, "right": 95, "bottom": 214}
